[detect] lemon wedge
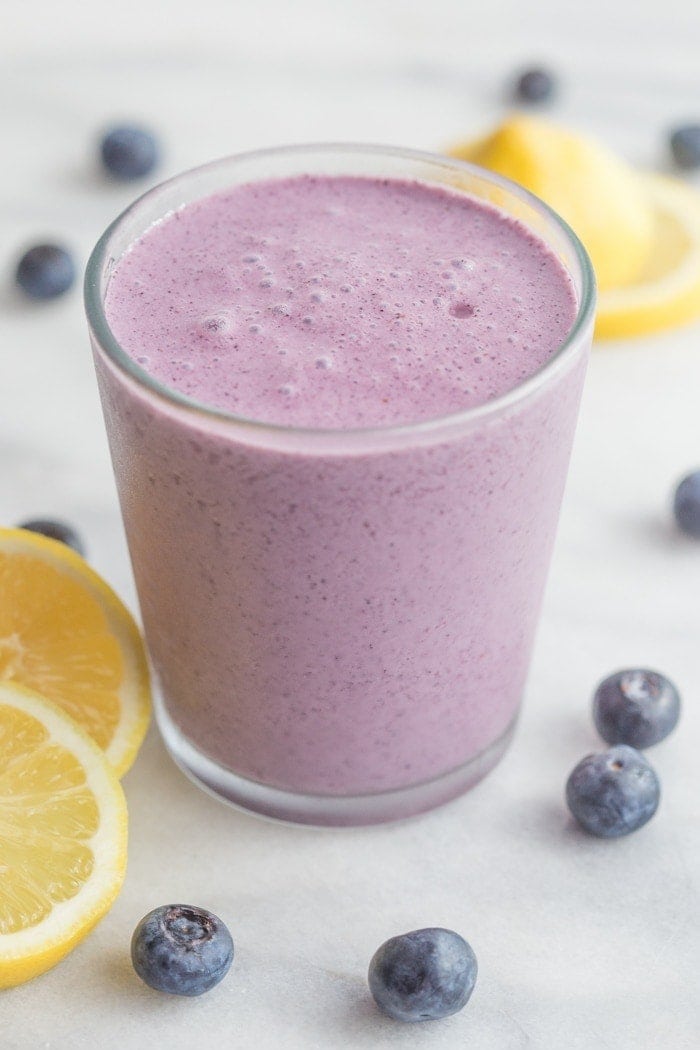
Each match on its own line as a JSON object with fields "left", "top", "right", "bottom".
{"left": 596, "top": 174, "right": 700, "bottom": 338}
{"left": 0, "top": 681, "right": 127, "bottom": 988}
{"left": 0, "top": 528, "right": 150, "bottom": 777}
{"left": 450, "top": 114, "right": 655, "bottom": 292}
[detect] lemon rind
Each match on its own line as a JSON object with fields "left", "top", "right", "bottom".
{"left": 0, "top": 682, "right": 127, "bottom": 987}
{"left": 596, "top": 174, "right": 700, "bottom": 338}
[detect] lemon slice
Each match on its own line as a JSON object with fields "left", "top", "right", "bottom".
{"left": 0, "top": 681, "right": 127, "bottom": 988}
{"left": 0, "top": 528, "right": 150, "bottom": 777}
{"left": 596, "top": 174, "right": 700, "bottom": 338}
{"left": 450, "top": 114, "right": 655, "bottom": 292}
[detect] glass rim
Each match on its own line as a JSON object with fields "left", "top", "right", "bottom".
{"left": 84, "top": 141, "right": 597, "bottom": 445}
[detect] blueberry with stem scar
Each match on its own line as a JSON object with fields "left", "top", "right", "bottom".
{"left": 566, "top": 745, "right": 660, "bottom": 838}
{"left": 131, "top": 904, "right": 234, "bottom": 996}
{"left": 593, "top": 669, "right": 681, "bottom": 749}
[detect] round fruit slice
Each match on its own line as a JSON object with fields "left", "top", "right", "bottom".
{"left": 450, "top": 114, "right": 655, "bottom": 292}
{"left": 0, "top": 682, "right": 127, "bottom": 988}
{"left": 0, "top": 528, "right": 150, "bottom": 777}
{"left": 595, "top": 174, "right": 700, "bottom": 338}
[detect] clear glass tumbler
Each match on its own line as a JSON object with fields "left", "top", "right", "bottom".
{"left": 85, "top": 144, "right": 595, "bottom": 826}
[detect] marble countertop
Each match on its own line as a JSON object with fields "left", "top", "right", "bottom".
{"left": 1, "top": 2, "right": 699, "bottom": 1047}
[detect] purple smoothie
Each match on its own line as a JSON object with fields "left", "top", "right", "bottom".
{"left": 105, "top": 176, "right": 574, "bottom": 427}
{"left": 93, "top": 168, "right": 588, "bottom": 809}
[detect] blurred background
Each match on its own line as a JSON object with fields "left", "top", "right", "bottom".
{"left": 3, "top": 0, "right": 699, "bottom": 479}
{"left": 3, "top": 0, "right": 700, "bottom": 581}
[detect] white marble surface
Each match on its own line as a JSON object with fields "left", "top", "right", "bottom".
{"left": 1, "top": 2, "right": 699, "bottom": 1047}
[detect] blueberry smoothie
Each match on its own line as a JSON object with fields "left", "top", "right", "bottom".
{"left": 89, "top": 148, "right": 592, "bottom": 823}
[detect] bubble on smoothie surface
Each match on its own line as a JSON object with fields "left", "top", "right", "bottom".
{"left": 450, "top": 302, "right": 475, "bottom": 319}
{"left": 202, "top": 314, "right": 231, "bottom": 332}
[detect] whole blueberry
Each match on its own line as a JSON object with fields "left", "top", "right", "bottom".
{"left": 100, "top": 125, "right": 160, "bottom": 180}
{"left": 368, "top": 927, "right": 477, "bottom": 1022}
{"left": 15, "top": 244, "right": 75, "bottom": 300}
{"left": 593, "top": 669, "right": 681, "bottom": 748}
{"left": 18, "top": 518, "right": 86, "bottom": 558}
{"left": 514, "top": 67, "right": 556, "bottom": 103}
{"left": 566, "top": 745, "right": 660, "bottom": 838}
{"left": 131, "top": 904, "right": 234, "bottom": 996}
{"left": 669, "top": 125, "right": 700, "bottom": 170}
{"left": 673, "top": 469, "right": 700, "bottom": 537}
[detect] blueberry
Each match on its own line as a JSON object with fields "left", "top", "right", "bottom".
{"left": 514, "top": 67, "right": 556, "bottom": 103}
{"left": 566, "top": 745, "right": 660, "bottom": 838}
{"left": 131, "top": 904, "right": 234, "bottom": 996}
{"left": 15, "top": 244, "right": 75, "bottom": 300}
{"left": 669, "top": 125, "right": 700, "bottom": 170}
{"left": 593, "top": 669, "right": 681, "bottom": 748}
{"left": 100, "top": 125, "right": 160, "bottom": 180}
{"left": 18, "top": 518, "right": 86, "bottom": 558}
{"left": 368, "top": 927, "right": 477, "bottom": 1022}
{"left": 673, "top": 469, "right": 700, "bottom": 537}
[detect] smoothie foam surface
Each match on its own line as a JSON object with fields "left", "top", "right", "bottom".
{"left": 105, "top": 175, "right": 576, "bottom": 428}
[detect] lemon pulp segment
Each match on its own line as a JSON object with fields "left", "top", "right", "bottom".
{"left": 0, "top": 683, "right": 127, "bottom": 988}
{"left": 0, "top": 529, "right": 150, "bottom": 776}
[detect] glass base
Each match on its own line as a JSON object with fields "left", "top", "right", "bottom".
{"left": 155, "top": 694, "right": 518, "bottom": 826}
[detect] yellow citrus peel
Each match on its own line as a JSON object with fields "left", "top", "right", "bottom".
{"left": 450, "top": 115, "right": 700, "bottom": 338}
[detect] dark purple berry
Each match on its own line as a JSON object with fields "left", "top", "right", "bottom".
{"left": 100, "top": 125, "right": 160, "bottom": 180}
{"left": 15, "top": 244, "right": 75, "bottom": 300}
{"left": 514, "top": 67, "right": 556, "bottom": 103}
{"left": 368, "top": 927, "right": 477, "bottom": 1022}
{"left": 593, "top": 669, "right": 680, "bottom": 748}
{"left": 18, "top": 518, "right": 86, "bottom": 558}
{"left": 566, "top": 745, "right": 660, "bottom": 838}
{"left": 673, "top": 470, "right": 700, "bottom": 537}
{"left": 131, "top": 904, "right": 234, "bottom": 996}
{"left": 669, "top": 125, "right": 700, "bottom": 171}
